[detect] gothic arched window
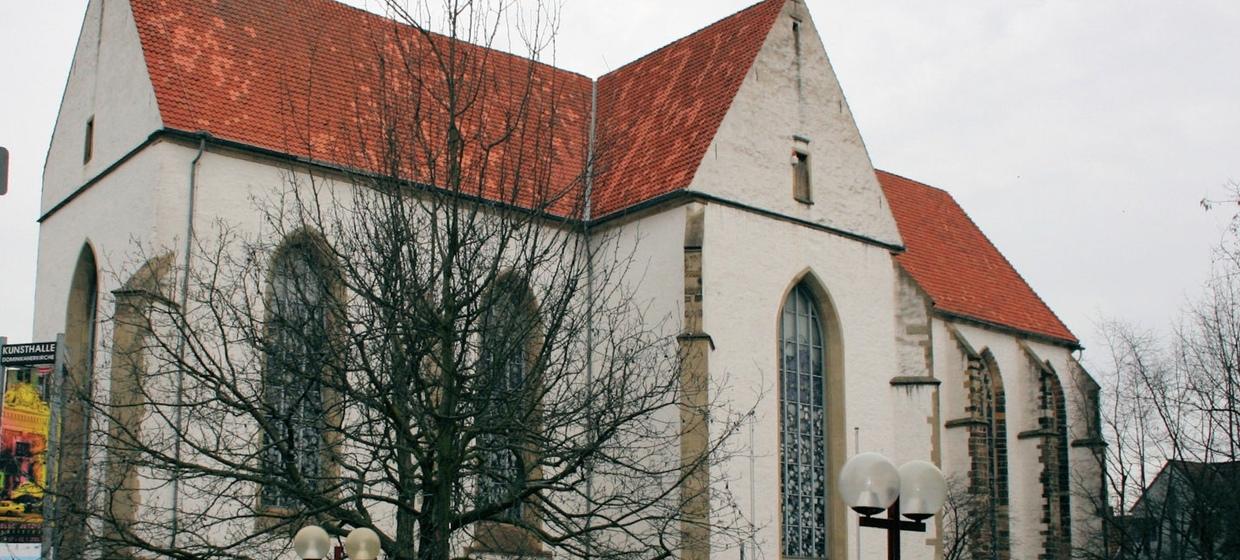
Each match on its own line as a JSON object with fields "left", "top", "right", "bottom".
{"left": 780, "top": 283, "right": 827, "bottom": 558}
{"left": 477, "top": 284, "right": 535, "bottom": 523}
{"left": 969, "top": 353, "right": 1011, "bottom": 560}
{"left": 261, "top": 239, "right": 332, "bottom": 509}
{"left": 1038, "top": 371, "right": 1072, "bottom": 559}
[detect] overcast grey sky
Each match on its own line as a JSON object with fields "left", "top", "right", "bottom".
{"left": 2, "top": 1, "right": 1238, "bottom": 367}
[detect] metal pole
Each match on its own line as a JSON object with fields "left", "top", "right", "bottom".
{"left": 887, "top": 499, "right": 900, "bottom": 560}
{"left": 43, "top": 334, "right": 67, "bottom": 560}
{"left": 855, "top": 427, "right": 861, "bottom": 560}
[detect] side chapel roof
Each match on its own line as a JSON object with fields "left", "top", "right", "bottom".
{"left": 877, "top": 170, "right": 1078, "bottom": 346}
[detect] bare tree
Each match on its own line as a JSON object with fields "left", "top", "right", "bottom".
{"left": 939, "top": 476, "right": 989, "bottom": 560}
{"left": 1082, "top": 182, "right": 1240, "bottom": 559}
{"left": 70, "top": 1, "right": 752, "bottom": 558}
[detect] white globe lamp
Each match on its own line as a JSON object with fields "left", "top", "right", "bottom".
{"left": 898, "top": 460, "right": 947, "bottom": 521}
{"left": 292, "top": 525, "right": 332, "bottom": 560}
{"left": 345, "top": 527, "right": 383, "bottom": 560}
{"left": 838, "top": 452, "right": 901, "bottom": 516}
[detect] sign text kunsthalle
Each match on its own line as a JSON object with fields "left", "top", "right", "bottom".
{"left": 0, "top": 342, "right": 58, "bottom": 367}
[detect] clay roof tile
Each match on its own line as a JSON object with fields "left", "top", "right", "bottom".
{"left": 877, "top": 170, "right": 1078, "bottom": 346}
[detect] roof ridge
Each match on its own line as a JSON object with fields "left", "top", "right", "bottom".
{"left": 598, "top": 0, "right": 782, "bottom": 80}
{"left": 876, "top": 169, "right": 951, "bottom": 196}
{"left": 256, "top": 0, "right": 596, "bottom": 81}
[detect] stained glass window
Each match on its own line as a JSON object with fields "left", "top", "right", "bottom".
{"left": 261, "top": 243, "right": 329, "bottom": 509}
{"left": 780, "top": 283, "right": 827, "bottom": 558}
{"left": 478, "top": 289, "right": 530, "bottom": 522}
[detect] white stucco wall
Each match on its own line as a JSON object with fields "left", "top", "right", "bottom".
{"left": 31, "top": 0, "right": 1102, "bottom": 556}
{"left": 699, "top": 201, "right": 937, "bottom": 560}
{"left": 42, "top": 0, "right": 163, "bottom": 214}
{"left": 687, "top": 0, "right": 902, "bottom": 249}
{"left": 934, "top": 319, "right": 1097, "bottom": 559}
{"left": 34, "top": 141, "right": 179, "bottom": 341}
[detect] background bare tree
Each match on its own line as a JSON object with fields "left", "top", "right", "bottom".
{"left": 1082, "top": 182, "right": 1240, "bottom": 559}
{"left": 72, "top": 1, "right": 752, "bottom": 558}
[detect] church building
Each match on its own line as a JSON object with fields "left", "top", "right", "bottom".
{"left": 30, "top": 0, "right": 1104, "bottom": 558}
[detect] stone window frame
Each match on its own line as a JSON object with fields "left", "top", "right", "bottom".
{"left": 468, "top": 273, "right": 549, "bottom": 558}
{"left": 83, "top": 116, "right": 94, "bottom": 164}
{"left": 1020, "top": 349, "right": 1072, "bottom": 560}
{"left": 944, "top": 332, "right": 1013, "bottom": 560}
{"left": 792, "top": 148, "right": 812, "bottom": 205}
{"left": 775, "top": 272, "right": 847, "bottom": 560}
{"left": 256, "top": 230, "right": 344, "bottom": 515}
{"left": 104, "top": 252, "right": 174, "bottom": 555}
{"left": 60, "top": 242, "right": 100, "bottom": 557}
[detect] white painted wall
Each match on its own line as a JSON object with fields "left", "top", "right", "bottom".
{"left": 700, "top": 201, "right": 934, "bottom": 560}
{"left": 936, "top": 320, "right": 1098, "bottom": 559}
{"left": 688, "top": 0, "right": 903, "bottom": 249}
{"left": 42, "top": 0, "right": 163, "bottom": 214}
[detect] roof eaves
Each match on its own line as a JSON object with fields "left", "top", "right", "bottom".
{"left": 934, "top": 308, "right": 1081, "bottom": 350}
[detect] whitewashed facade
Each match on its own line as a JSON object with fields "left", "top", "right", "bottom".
{"left": 30, "top": 0, "right": 1103, "bottom": 558}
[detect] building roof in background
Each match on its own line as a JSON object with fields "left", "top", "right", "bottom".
{"left": 878, "top": 170, "right": 1078, "bottom": 346}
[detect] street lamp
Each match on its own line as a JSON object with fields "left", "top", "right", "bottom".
{"left": 839, "top": 453, "right": 946, "bottom": 560}
{"left": 294, "top": 525, "right": 383, "bottom": 560}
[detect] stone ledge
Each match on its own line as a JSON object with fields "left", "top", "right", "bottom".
{"left": 1017, "top": 428, "right": 1058, "bottom": 440}
{"left": 1071, "top": 437, "right": 1108, "bottom": 449}
{"left": 944, "top": 417, "right": 987, "bottom": 429}
{"left": 889, "top": 376, "right": 941, "bottom": 387}
{"left": 675, "top": 332, "right": 715, "bottom": 350}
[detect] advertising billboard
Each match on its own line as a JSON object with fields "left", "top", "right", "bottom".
{"left": 0, "top": 342, "right": 57, "bottom": 557}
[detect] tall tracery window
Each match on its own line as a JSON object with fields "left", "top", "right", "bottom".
{"left": 968, "top": 355, "right": 1010, "bottom": 560}
{"left": 1038, "top": 372, "right": 1072, "bottom": 559}
{"left": 261, "top": 241, "right": 330, "bottom": 509}
{"left": 780, "top": 283, "right": 827, "bottom": 558}
{"left": 477, "top": 286, "right": 534, "bottom": 523}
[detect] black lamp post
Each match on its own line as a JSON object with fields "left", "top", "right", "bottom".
{"left": 839, "top": 453, "right": 947, "bottom": 560}
{"left": 294, "top": 525, "right": 382, "bottom": 560}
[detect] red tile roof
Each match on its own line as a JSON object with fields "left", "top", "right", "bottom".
{"left": 877, "top": 170, "right": 1078, "bottom": 346}
{"left": 592, "top": 0, "right": 784, "bottom": 217}
{"left": 124, "top": 1, "right": 1076, "bottom": 346}
{"left": 130, "top": 0, "right": 595, "bottom": 215}
{"left": 127, "top": 0, "right": 784, "bottom": 218}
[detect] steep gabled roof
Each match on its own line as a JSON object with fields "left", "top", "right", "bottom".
{"left": 877, "top": 170, "right": 1078, "bottom": 346}
{"left": 130, "top": 0, "right": 595, "bottom": 215}
{"left": 126, "top": 0, "right": 785, "bottom": 219}
{"left": 591, "top": 0, "right": 785, "bottom": 217}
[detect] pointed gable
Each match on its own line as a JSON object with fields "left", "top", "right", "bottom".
{"left": 591, "top": 0, "right": 785, "bottom": 217}
{"left": 877, "top": 170, "right": 1078, "bottom": 346}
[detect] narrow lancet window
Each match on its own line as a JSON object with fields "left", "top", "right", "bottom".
{"left": 261, "top": 241, "right": 330, "bottom": 508}
{"left": 780, "top": 282, "right": 827, "bottom": 557}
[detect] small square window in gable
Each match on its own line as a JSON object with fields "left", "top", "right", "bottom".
{"left": 84, "top": 117, "right": 95, "bottom": 164}
{"left": 792, "top": 149, "right": 812, "bottom": 204}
